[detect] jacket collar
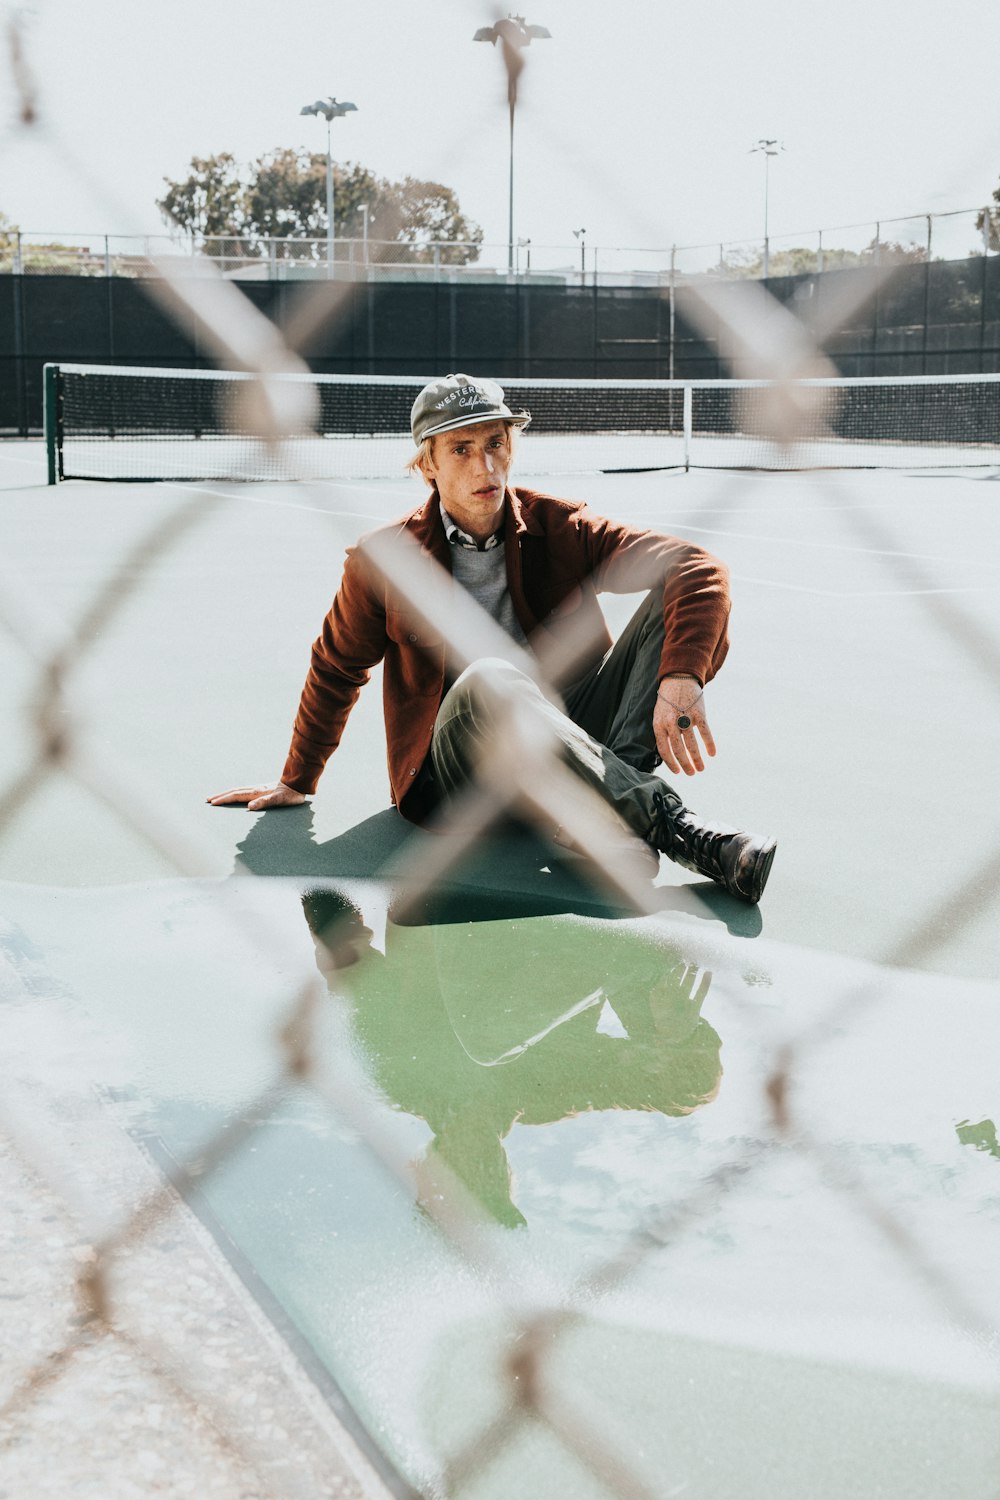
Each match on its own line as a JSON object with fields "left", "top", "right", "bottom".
{"left": 504, "top": 486, "right": 545, "bottom": 537}
{"left": 408, "top": 485, "right": 543, "bottom": 551}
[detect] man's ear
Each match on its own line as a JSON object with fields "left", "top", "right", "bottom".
{"left": 417, "top": 439, "right": 436, "bottom": 485}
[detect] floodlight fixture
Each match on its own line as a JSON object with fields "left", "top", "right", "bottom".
{"left": 300, "top": 96, "right": 359, "bottom": 273}
{"left": 750, "top": 138, "right": 784, "bottom": 277}
{"left": 474, "top": 14, "right": 552, "bottom": 274}
{"left": 573, "top": 226, "right": 586, "bottom": 280}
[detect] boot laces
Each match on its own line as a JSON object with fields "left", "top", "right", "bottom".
{"left": 653, "top": 791, "right": 725, "bottom": 876}
{"left": 678, "top": 818, "right": 726, "bottom": 877}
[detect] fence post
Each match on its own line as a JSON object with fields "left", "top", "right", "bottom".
{"left": 591, "top": 253, "right": 599, "bottom": 375}
{"left": 13, "top": 251, "right": 25, "bottom": 434}
{"left": 979, "top": 243, "right": 988, "bottom": 370}
{"left": 817, "top": 229, "right": 823, "bottom": 274}
{"left": 669, "top": 246, "right": 676, "bottom": 381}
{"left": 926, "top": 213, "right": 933, "bottom": 261}
{"left": 874, "top": 223, "right": 880, "bottom": 267}
{"left": 13, "top": 230, "right": 22, "bottom": 275}
{"left": 922, "top": 216, "right": 933, "bottom": 374}
{"left": 103, "top": 235, "right": 111, "bottom": 277}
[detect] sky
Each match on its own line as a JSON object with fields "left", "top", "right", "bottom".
{"left": 2, "top": 0, "right": 1000, "bottom": 269}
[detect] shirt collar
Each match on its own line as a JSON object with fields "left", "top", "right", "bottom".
{"left": 439, "top": 501, "right": 504, "bottom": 551}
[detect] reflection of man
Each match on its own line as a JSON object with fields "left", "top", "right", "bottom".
{"left": 212, "top": 373, "right": 775, "bottom": 904}
{"left": 303, "top": 889, "right": 722, "bottom": 1229}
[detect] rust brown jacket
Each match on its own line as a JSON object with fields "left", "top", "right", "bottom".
{"left": 281, "top": 486, "right": 731, "bottom": 820}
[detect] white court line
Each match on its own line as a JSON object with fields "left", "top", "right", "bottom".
{"left": 172, "top": 484, "right": 994, "bottom": 600}
{"left": 731, "top": 572, "right": 996, "bottom": 599}
{"left": 620, "top": 496, "right": 997, "bottom": 517}
{"left": 166, "top": 482, "right": 389, "bottom": 523}
{"left": 48, "top": 478, "right": 999, "bottom": 585}
{"left": 0, "top": 452, "right": 47, "bottom": 470}
{"left": 667, "top": 521, "right": 998, "bottom": 572}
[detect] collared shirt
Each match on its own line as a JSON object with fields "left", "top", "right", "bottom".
{"left": 437, "top": 501, "right": 527, "bottom": 652}
{"left": 439, "top": 502, "right": 503, "bottom": 551}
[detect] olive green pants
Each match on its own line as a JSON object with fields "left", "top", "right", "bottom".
{"left": 429, "top": 591, "right": 684, "bottom": 838}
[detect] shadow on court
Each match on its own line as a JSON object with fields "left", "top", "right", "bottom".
{"left": 228, "top": 803, "right": 763, "bottom": 936}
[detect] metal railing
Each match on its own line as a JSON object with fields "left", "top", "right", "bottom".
{"left": 0, "top": 203, "right": 996, "bottom": 287}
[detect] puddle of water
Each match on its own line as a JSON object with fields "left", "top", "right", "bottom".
{"left": 3, "top": 875, "right": 999, "bottom": 1497}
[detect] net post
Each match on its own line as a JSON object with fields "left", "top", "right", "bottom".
{"left": 43, "top": 363, "right": 61, "bottom": 485}
{"left": 683, "top": 383, "right": 692, "bottom": 471}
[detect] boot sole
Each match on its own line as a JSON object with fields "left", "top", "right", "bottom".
{"left": 735, "top": 836, "right": 776, "bottom": 904}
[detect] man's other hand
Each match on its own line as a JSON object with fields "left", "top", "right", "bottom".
{"left": 207, "top": 782, "right": 307, "bottom": 811}
{"left": 653, "top": 675, "right": 716, "bottom": 777}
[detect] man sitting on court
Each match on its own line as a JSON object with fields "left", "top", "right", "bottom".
{"left": 209, "top": 373, "right": 776, "bottom": 903}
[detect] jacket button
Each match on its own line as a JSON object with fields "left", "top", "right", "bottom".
{"left": 407, "top": 632, "right": 418, "bottom": 642}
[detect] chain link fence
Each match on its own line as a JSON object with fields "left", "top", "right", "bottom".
{"left": 2, "top": 11, "right": 1000, "bottom": 1499}
{"left": 1, "top": 204, "right": 997, "bottom": 283}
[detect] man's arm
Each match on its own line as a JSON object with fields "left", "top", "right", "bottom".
{"left": 581, "top": 507, "right": 731, "bottom": 777}
{"left": 208, "top": 542, "right": 389, "bottom": 810}
{"left": 582, "top": 513, "right": 730, "bottom": 678}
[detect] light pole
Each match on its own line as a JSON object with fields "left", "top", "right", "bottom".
{"left": 517, "top": 236, "right": 531, "bottom": 276}
{"left": 474, "top": 14, "right": 552, "bottom": 274}
{"left": 300, "top": 96, "right": 358, "bottom": 274}
{"left": 573, "top": 227, "right": 586, "bottom": 283}
{"left": 357, "top": 202, "right": 369, "bottom": 266}
{"left": 749, "top": 138, "right": 783, "bottom": 278}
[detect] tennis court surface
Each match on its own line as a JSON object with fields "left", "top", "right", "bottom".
{"left": 3, "top": 431, "right": 1000, "bottom": 1498}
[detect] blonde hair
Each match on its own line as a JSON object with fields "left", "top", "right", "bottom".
{"left": 405, "top": 422, "right": 521, "bottom": 481}
{"left": 405, "top": 436, "right": 435, "bottom": 478}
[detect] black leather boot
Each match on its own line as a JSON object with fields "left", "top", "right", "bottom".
{"left": 651, "top": 790, "right": 776, "bottom": 904}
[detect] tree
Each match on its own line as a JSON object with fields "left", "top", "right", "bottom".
{"left": 976, "top": 197, "right": 1000, "bottom": 253}
{"left": 0, "top": 211, "right": 17, "bottom": 263}
{"left": 376, "top": 177, "right": 483, "bottom": 265}
{"left": 244, "top": 148, "right": 331, "bottom": 239}
{"left": 157, "top": 151, "right": 482, "bottom": 263}
{"left": 156, "top": 153, "right": 247, "bottom": 241}
{"left": 712, "top": 237, "right": 929, "bottom": 280}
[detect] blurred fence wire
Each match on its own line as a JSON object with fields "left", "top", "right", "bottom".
{"left": 2, "top": 9, "right": 1000, "bottom": 1500}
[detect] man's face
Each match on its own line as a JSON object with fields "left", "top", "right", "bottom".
{"left": 419, "top": 420, "right": 513, "bottom": 536}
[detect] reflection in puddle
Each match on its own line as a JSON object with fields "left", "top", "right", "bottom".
{"left": 5, "top": 878, "right": 1000, "bottom": 1500}
{"left": 303, "top": 890, "right": 719, "bottom": 1228}
{"left": 957, "top": 1118, "right": 1000, "bottom": 1162}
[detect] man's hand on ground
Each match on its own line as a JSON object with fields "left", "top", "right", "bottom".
{"left": 653, "top": 674, "right": 716, "bottom": 777}
{"left": 207, "top": 782, "right": 306, "bottom": 811}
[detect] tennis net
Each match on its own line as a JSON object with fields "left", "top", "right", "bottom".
{"left": 45, "top": 362, "right": 1000, "bottom": 482}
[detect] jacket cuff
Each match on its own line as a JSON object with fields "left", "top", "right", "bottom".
{"left": 658, "top": 652, "right": 709, "bottom": 687}
{"left": 280, "top": 751, "right": 324, "bottom": 796}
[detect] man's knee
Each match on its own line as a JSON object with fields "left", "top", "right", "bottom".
{"left": 446, "top": 656, "right": 539, "bottom": 714}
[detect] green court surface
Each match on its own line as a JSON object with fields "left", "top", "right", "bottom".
{"left": 3, "top": 439, "right": 1000, "bottom": 1497}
